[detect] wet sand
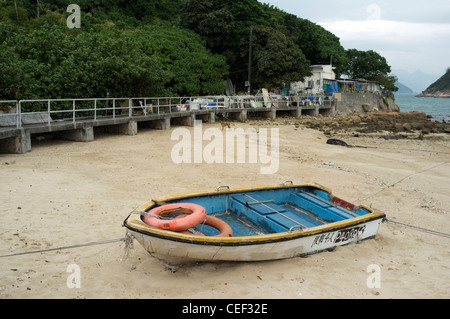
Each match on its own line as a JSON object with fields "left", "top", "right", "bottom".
{"left": 1, "top": 117, "right": 449, "bottom": 299}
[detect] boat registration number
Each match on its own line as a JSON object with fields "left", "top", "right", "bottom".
{"left": 311, "top": 225, "right": 366, "bottom": 247}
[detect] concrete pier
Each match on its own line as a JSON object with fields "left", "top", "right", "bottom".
{"left": 0, "top": 129, "right": 31, "bottom": 154}
{"left": 0, "top": 102, "right": 334, "bottom": 154}
{"left": 228, "top": 109, "right": 247, "bottom": 122}
{"left": 56, "top": 125, "right": 94, "bottom": 142}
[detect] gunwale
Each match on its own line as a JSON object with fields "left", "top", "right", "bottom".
{"left": 123, "top": 182, "right": 386, "bottom": 246}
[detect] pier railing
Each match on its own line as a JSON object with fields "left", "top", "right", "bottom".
{"left": 0, "top": 95, "right": 333, "bottom": 128}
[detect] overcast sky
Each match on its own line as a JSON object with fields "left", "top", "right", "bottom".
{"left": 263, "top": 0, "right": 450, "bottom": 77}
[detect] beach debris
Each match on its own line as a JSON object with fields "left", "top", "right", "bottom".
{"left": 326, "top": 138, "right": 349, "bottom": 147}
{"left": 380, "top": 135, "right": 406, "bottom": 140}
{"left": 322, "top": 162, "right": 336, "bottom": 167}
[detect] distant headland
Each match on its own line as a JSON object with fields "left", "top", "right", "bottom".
{"left": 416, "top": 68, "right": 450, "bottom": 98}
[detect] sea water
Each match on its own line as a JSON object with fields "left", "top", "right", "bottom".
{"left": 394, "top": 93, "right": 450, "bottom": 122}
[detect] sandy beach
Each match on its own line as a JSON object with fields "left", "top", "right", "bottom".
{"left": 1, "top": 115, "right": 449, "bottom": 299}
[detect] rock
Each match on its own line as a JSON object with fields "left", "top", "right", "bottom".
{"left": 402, "top": 123, "right": 412, "bottom": 131}
{"left": 394, "top": 123, "right": 404, "bottom": 132}
{"left": 350, "top": 115, "right": 361, "bottom": 124}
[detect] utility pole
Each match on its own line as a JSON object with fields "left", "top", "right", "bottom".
{"left": 247, "top": 26, "right": 253, "bottom": 95}
{"left": 14, "top": 0, "right": 19, "bottom": 20}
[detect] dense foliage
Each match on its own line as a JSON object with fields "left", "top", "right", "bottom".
{"left": 424, "top": 67, "right": 450, "bottom": 93}
{"left": 342, "top": 48, "right": 397, "bottom": 92}
{"left": 0, "top": 0, "right": 395, "bottom": 99}
{"left": 343, "top": 49, "right": 391, "bottom": 80}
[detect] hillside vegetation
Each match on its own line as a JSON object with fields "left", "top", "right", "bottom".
{"left": 0, "top": 0, "right": 394, "bottom": 100}
{"left": 417, "top": 68, "right": 450, "bottom": 98}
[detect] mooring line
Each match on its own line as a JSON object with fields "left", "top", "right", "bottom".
{"left": 385, "top": 219, "right": 450, "bottom": 238}
{"left": 357, "top": 161, "right": 449, "bottom": 202}
{"left": 0, "top": 237, "right": 125, "bottom": 258}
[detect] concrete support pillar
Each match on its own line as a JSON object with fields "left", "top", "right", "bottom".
{"left": 208, "top": 111, "right": 215, "bottom": 123}
{"left": 229, "top": 110, "right": 247, "bottom": 122}
{"left": 0, "top": 130, "right": 31, "bottom": 154}
{"left": 56, "top": 126, "right": 94, "bottom": 142}
{"left": 295, "top": 107, "right": 302, "bottom": 118}
{"left": 262, "top": 109, "right": 276, "bottom": 119}
{"left": 172, "top": 114, "right": 195, "bottom": 126}
{"left": 160, "top": 117, "right": 171, "bottom": 130}
{"left": 127, "top": 119, "right": 138, "bottom": 135}
{"left": 150, "top": 118, "right": 170, "bottom": 130}
{"left": 140, "top": 118, "right": 170, "bottom": 130}
{"left": 104, "top": 119, "right": 137, "bottom": 135}
{"left": 314, "top": 106, "right": 319, "bottom": 117}
{"left": 195, "top": 112, "right": 215, "bottom": 123}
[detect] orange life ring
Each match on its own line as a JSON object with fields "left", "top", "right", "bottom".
{"left": 177, "top": 214, "right": 233, "bottom": 237}
{"left": 142, "top": 203, "right": 206, "bottom": 231}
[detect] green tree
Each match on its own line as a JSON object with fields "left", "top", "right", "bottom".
{"left": 130, "top": 26, "right": 228, "bottom": 96}
{"left": 0, "top": 23, "right": 172, "bottom": 99}
{"left": 266, "top": 9, "right": 348, "bottom": 77}
{"left": 373, "top": 75, "right": 399, "bottom": 93}
{"left": 182, "top": 0, "right": 311, "bottom": 91}
{"left": 252, "top": 26, "right": 311, "bottom": 88}
{"left": 0, "top": 19, "right": 228, "bottom": 100}
{"left": 344, "top": 49, "right": 391, "bottom": 79}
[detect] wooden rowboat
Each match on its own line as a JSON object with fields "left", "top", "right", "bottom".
{"left": 123, "top": 181, "right": 385, "bottom": 265}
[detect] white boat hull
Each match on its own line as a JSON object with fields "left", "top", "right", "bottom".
{"left": 127, "top": 217, "right": 383, "bottom": 264}
{"left": 123, "top": 182, "right": 386, "bottom": 265}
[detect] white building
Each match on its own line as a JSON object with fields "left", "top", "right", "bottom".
{"left": 290, "top": 65, "right": 336, "bottom": 95}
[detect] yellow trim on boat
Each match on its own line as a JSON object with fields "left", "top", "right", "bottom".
{"left": 125, "top": 182, "right": 385, "bottom": 244}
{"left": 139, "top": 182, "right": 331, "bottom": 208}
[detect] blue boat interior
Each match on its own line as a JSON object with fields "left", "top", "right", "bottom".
{"left": 153, "top": 186, "right": 371, "bottom": 237}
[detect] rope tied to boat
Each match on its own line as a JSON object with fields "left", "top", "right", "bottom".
{"left": 384, "top": 218, "right": 450, "bottom": 238}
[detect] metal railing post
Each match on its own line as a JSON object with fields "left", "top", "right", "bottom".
{"left": 128, "top": 98, "right": 132, "bottom": 117}
{"left": 17, "top": 100, "right": 21, "bottom": 128}
{"left": 47, "top": 100, "right": 51, "bottom": 125}
{"left": 113, "top": 98, "right": 116, "bottom": 119}
{"left": 72, "top": 100, "right": 76, "bottom": 122}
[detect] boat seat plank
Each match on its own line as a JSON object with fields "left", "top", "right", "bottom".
{"left": 327, "top": 207, "right": 356, "bottom": 219}
{"left": 289, "top": 193, "right": 346, "bottom": 222}
{"left": 231, "top": 193, "right": 286, "bottom": 215}
{"left": 296, "top": 192, "right": 331, "bottom": 208}
{"left": 281, "top": 205, "right": 324, "bottom": 227}
{"left": 231, "top": 193, "right": 324, "bottom": 231}
{"left": 266, "top": 212, "right": 305, "bottom": 230}
{"left": 267, "top": 211, "right": 322, "bottom": 231}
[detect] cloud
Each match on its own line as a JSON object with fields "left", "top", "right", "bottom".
{"left": 319, "top": 20, "right": 450, "bottom": 45}
{"left": 264, "top": 0, "right": 450, "bottom": 74}
{"left": 318, "top": 19, "right": 450, "bottom": 74}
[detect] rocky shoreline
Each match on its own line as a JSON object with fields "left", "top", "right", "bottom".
{"left": 416, "top": 91, "right": 450, "bottom": 98}
{"left": 250, "top": 110, "right": 450, "bottom": 137}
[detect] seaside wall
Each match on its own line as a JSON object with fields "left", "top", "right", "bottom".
{"left": 334, "top": 92, "right": 399, "bottom": 114}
